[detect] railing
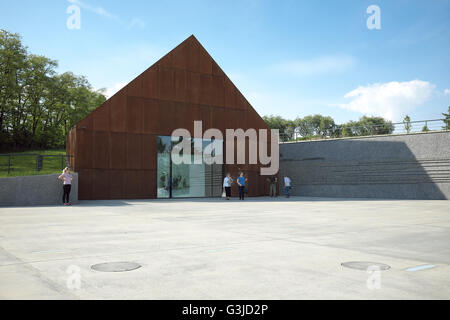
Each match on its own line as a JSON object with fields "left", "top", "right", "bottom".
{"left": 0, "top": 154, "right": 73, "bottom": 178}
{"left": 279, "top": 118, "right": 449, "bottom": 143}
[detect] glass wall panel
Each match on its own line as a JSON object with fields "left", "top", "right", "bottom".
{"left": 156, "top": 135, "right": 223, "bottom": 198}
{"left": 157, "top": 136, "right": 171, "bottom": 198}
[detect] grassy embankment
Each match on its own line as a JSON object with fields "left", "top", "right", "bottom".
{"left": 0, "top": 149, "right": 67, "bottom": 178}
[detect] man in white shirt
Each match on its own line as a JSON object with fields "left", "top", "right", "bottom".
{"left": 223, "top": 173, "right": 233, "bottom": 200}
{"left": 284, "top": 176, "right": 291, "bottom": 198}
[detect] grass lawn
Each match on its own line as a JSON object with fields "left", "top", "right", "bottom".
{"left": 0, "top": 149, "right": 68, "bottom": 178}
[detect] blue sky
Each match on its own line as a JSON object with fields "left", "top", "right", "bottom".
{"left": 1, "top": 0, "right": 449, "bottom": 124}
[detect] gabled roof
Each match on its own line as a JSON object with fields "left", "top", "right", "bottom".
{"left": 75, "top": 35, "right": 269, "bottom": 132}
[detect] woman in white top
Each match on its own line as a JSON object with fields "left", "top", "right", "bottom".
{"left": 223, "top": 173, "right": 233, "bottom": 200}
{"left": 58, "top": 167, "right": 73, "bottom": 205}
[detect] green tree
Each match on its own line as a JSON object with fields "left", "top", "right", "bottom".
{"left": 443, "top": 106, "right": 450, "bottom": 130}
{"left": 403, "top": 115, "right": 411, "bottom": 134}
{"left": 0, "top": 30, "right": 27, "bottom": 145}
{"left": 341, "top": 116, "right": 394, "bottom": 137}
{"left": 0, "top": 29, "right": 106, "bottom": 151}
{"left": 294, "top": 116, "right": 314, "bottom": 137}
{"left": 263, "top": 115, "right": 295, "bottom": 142}
{"left": 341, "top": 120, "right": 359, "bottom": 137}
{"left": 317, "top": 115, "right": 335, "bottom": 137}
{"left": 292, "top": 114, "right": 337, "bottom": 139}
{"left": 422, "top": 124, "right": 429, "bottom": 132}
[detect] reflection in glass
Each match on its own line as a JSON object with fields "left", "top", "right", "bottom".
{"left": 157, "top": 136, "right": 171, "bottom": 198}
{"left": 156, "top": 135, "right": 223, "bottom": 198}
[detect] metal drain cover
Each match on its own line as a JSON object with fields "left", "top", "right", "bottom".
{"left": 91, "top": 262, "right": 141, "bottom": 272}
{"left": 341, "top": 261, "right": 391, "bottom": 271}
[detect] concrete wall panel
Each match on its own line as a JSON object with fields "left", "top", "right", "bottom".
{"left": 279, "top": 132, "right": 450, "bottom": 200}
{"left": 0, "top": 173, "right": 78, "bottom": 206}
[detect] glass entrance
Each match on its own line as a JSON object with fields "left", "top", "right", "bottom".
{"left": 157, "top": 136, "right": 171, "bottom": 198}
{"left": 156, "top": 136, "right": 223, "bottom": 198}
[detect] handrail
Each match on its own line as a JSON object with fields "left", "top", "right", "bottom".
{"left": 278, "top": 118, "right": 449, "bottom": 142}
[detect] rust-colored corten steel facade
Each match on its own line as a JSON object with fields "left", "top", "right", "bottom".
{"left": 67, "top": 35, "right": 276, "bottom": 200}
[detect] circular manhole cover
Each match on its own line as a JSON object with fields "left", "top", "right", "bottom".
{"left": 91, "top": 262, "right": 142, "bottom": 272}
{"left": 341, "top": 261, "right": 391, "bottom": 271}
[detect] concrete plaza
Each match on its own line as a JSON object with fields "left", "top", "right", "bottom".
{"left": 0, "top": 197, "right": 449, "bottom": 299}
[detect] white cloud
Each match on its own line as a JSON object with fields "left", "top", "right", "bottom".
{"left": 128, "top": 18, "right": 147, "bottom": 30}
{"left": 101, "top": 82, "right": 127, "bottom": 99}
{"left": 68, "top": 0, "right": 121, "bottom": 22}
{"left": 68, "top": 0, "right": 146, "bottom": 28}
{"left": 273, "top": 55, "right": 355, "bottom": 77}
{"left": 337, "top": 80, "right": 435, "bottom": 121}
{"left": 444, "top": 89, "right": 450, "bottom": 96}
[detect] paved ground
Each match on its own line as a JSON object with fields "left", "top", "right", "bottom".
{"left": 0, "top": 197, "right": 449, "bottom": 300}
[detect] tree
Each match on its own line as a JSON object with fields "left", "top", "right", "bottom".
{"left": 443, "top": 106, "right": 450, "bottom": 130}
{"left": 0, "top": 30, "right": 27, "bottom": 145}
{"left": 292, "top": 114, "right": 336, "bottom": 139}
{"left": 422, "top": 124, "right": 429, "bottom": 132}
{"left": 318, "top": 115, "right": 335, "bottom": 137}
{"left": 263, "top": 115, "right": 295, "bottom": 142}
{"left": 294, "top": 116, "right": 314, "bottom": 138}
{"left": 341, "top": 116, "right": 394, "bottom": 137}
{"left": 403, "top": 115, "right": 411, "bottom": 134}
{"left": 263, "top": 114, "right": 395, "bottom": 140}
{"left": 0, "top": 29, "right": 106, "bottom": 151}
{"left": 341, "top": 120, "right": 359, "bottom": 137}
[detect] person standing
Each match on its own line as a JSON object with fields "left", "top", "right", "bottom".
{"left": 223, "top": 173, "right": 233, "bottom": 200}
{"left": 58, "top": 167, "right": 73, "bottom": 205}
{"left": 284, "top": 175, "right": 291, "bottom": 198}
{"left": 267, "top": 175, "right": 278, "bottom": 197}
{"left": 237, "top": 172, "right": 247, "bottom": 200}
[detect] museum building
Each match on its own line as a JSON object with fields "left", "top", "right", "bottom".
{"left": 66, "top": 35, "right": 276, "bottom": 200}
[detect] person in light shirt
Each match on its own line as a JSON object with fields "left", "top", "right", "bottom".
{"left": 223, "top": 173, "right": 233, "bottom": 200}
{"left": 284, "top": 176, "right": 291, "bottom": 198}
{"left": 58, "top": 167, "right": 73, "bottom": 206}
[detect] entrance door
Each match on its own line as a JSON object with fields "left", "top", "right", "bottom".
{"left": 156, "top": 136, "right": 223, "bottom": 198}
{"left": 156, "top": 136, "right": 171, "bottom": 198}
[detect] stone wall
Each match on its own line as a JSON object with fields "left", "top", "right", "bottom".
{"left": 0, "top": 173, "right": 78, "bottom": 206}
{"left": 279, "top": 132, "right": 450, "bottom": 200}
